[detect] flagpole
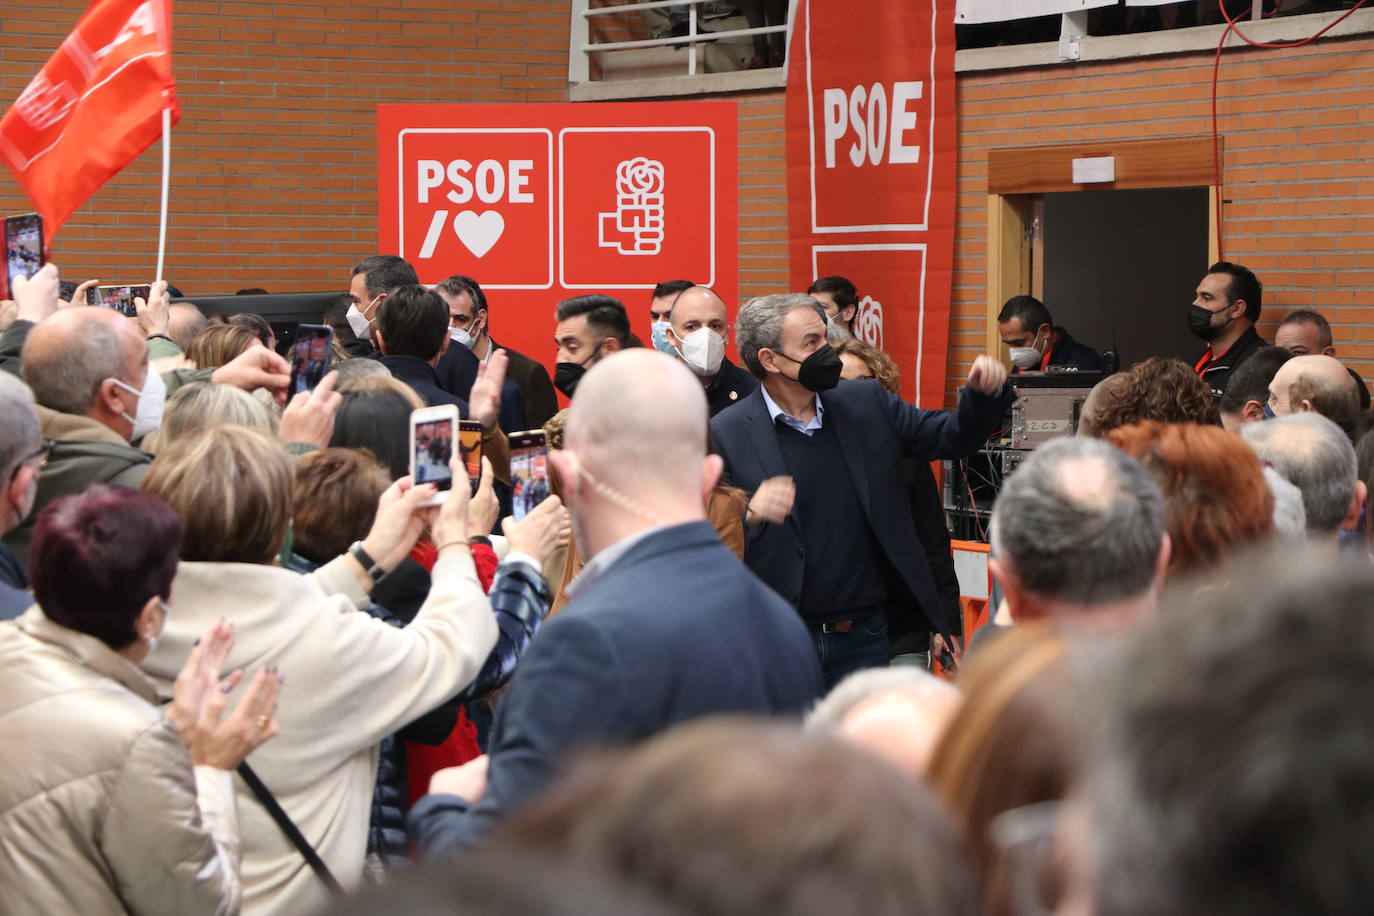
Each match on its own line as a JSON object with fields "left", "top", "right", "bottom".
{"left": 155, "top": 106, "right": 170, "bottom": 283}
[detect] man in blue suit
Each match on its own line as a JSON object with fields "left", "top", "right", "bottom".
{"left": 711, "top": 293, "right": 1015, "bottom": 688}
{"left": 408, "top": 349, "right": 824, "bottom": 856}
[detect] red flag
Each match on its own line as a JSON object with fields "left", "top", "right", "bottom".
{"left": 0, "top": 0, "right": 177, "bottom": 236}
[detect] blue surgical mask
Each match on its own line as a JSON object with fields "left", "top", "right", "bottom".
{"left": 650, "top": 320, "right": 676, "bottom": 355}
{"left": 1262, "top": 401, "right": 1277, "bottom": 420}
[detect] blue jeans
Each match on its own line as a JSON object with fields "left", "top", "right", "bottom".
{"left": 810, "top": 612, "right": 889, "bottom": 691}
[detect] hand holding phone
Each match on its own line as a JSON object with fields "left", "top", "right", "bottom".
{"left": 508, "top": 430, "right": 549, "bottom": 524}
{"left": 4, "top": 213, "right": 44, "bottom": 300}
{"left": 410, "top": 406, "right": 460, "bottom": 507}
{"left": 289, "top": 324, "right": 334, "bottom": 395}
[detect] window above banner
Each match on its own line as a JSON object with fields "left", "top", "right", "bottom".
{"left": 955, "top": 2, "right": 1374, "bottom": 69}
{"left": 567, "top": 0, "right": 789, "bottom": 100}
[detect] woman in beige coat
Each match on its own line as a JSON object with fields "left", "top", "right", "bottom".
{"left": 140, "top": 426, "right": 503, "bottom": 916}
{"left": 0, "top": 485, "right": 281, "bottom": 916}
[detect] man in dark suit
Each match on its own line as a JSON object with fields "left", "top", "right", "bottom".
{"left": 408, "top": 349, "right": 824, "bottom": 856}
{"left": 711, "top": 293, "right": 1015, "bottom": 689}
{"left": 436, "top": 275, "right": 559, "bottom": 431}
{"left": 665, "top": 285, "right": 758, "bottom": 416}
{"left": 347, "top": 255, "right": 490, "bottom": 406}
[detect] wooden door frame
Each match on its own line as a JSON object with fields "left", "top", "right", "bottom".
{"left": 984, "top": 136, "right": 1221, "bottom": 361}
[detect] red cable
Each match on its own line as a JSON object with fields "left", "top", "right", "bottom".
{"left": 1210, "top": 1, "right": 1369, "bottom": 260}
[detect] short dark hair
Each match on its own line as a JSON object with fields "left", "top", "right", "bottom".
{"left": 377, "top": 285, "right": 449, "bottom": 361}
{"left": 1083, "top": 548, "right": 1374, "bottom": 916}
{"left": 998, "top": 295, "right": 1054, "bottom": 333}
{"left": 554, "top": 294, "right": 631, "bottom": 347}
{"left": 652, "top": 280, "right": 694, "bottom": 301}
{"left": 29, "top": 485, "right": 182, "bottom": 650}
{"left": 435, "top": 274, "right": 489, "bottom": 313}
{"left": 324, "top": 292, "right": 353, "bottom": 334}
{"left": 351, "top": 255, "right": 419, "bottom": 298}
{"left": 1219, "top": 347, "right": 1294, "bottom": 416}
{"left": 1207, "top": 261, "right": 1262, "bottom": 323}
{"left": 1279, "top": 308, "right": 1333, "bottom": 349}
{"left": 807, "top": 275, "right": 859, "bottom": 310}
{"left": 227, "top": 312, "right": 273, "bottom": 349}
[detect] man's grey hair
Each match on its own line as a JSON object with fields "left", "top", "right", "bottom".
{"left": 1243, "top": 413, "right": 1356, "bottom": 535}
{"left": 21, "top": 315, "right": 131, "bottom": 416}
{"left": 991, "top": 436, "right": 1165, "bottom": 605}
{"left": 331, "top": 357, "right": 392, "bottom": 385}
{"left": 805, "top": 667, "right": 957, "bottom": 731}
{"left": 1263, "top": 466, "right": 1307, "bottom": 543}
{"left": 0, "top": 372, "right": 40, "bottom": 480}
{"left": 167, "top": 303, "right": 208, "bottom": 351}
{"left": 736, "top": 293, "right": 828, "bottom": 379}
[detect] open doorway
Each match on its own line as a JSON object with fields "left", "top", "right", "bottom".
{"left": 983, "top": 137, "right": 1219, "bottom": 369}
{"left": 1040, "top": 187, "right": 1209, "bottom": 369}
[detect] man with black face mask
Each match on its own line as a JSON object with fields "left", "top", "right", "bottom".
{"left": 1191, "top": 261, "right": 1268, "bottom": 400}
{"left": 551, "top": 294, "right": 631, "bottom": 399}
{"left": 711, "top": 294, "right": 1016, "bottom": 689}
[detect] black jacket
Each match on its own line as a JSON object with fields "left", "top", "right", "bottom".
{"left": 491, "top": 340, "right": 559, "bottom": 431}
{"left": 1047, "top": 328, "right": 1103, "bottom": 371}
{"left": 705, "top": 357, "right": 760, "bottom": 418}
{"left": 710, "top": 379, "right": 1015, "bottom": 639}
{"left": 379, "top": 355, "right": 470, "bottom": 413}
{"left": 408, "top": 522, "right": 823, "bottom": 856}
{"left": 1195, "top": 326, "right": 1267, "bottom": 399}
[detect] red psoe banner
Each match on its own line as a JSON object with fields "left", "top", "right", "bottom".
{"left": 0, "top": 0, "right": 178, "bottom": 236}
{"left": 786, "top": 0, "right": 957, "bottom": 408}
{"left": 378, "top": 103, "right": 737, "bottom": 374}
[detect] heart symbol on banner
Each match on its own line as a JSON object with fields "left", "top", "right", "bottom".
{"left": 453, "top": 210, "right": 505, "bottom": 258}
{"left": 854, "top": 295, "right": 884, "bottom": 350}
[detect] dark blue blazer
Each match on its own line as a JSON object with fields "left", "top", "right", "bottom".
{"left": 706, "top": 356, "right": 760, "bottom": 418}
{"left": 408, "top": 521, "right": 824, "bottom": 856}
{"left": 710, "top": 379, "right": 1015, "bottom": 637}
{"left": 380, "top": 355, "right": 470, "bottom": 414}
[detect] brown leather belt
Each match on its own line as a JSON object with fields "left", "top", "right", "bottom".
{"left": 819, "top": 620, "right": 854, "bottom": 634}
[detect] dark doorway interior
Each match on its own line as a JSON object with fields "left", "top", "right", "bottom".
{"left": 1041, "top": 187, "right": 1209, "bottom": 370}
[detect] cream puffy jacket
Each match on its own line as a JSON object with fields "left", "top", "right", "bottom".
{"left": 142, "top": 549, "right": 497, "bottom": 916}
{"left": 0, "top": 609, "right": 241, "bottom": 915}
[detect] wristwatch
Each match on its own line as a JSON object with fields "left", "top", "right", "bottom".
{"left": 347, "top": 541, "right": 388, "bottom": 585}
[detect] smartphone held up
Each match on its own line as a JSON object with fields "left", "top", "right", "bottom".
{"left": 290, "top": 324, "right": 333, "bottom": 394}
{"left": 410, "top": 407, "right": 484, "bottom": 507}
{"left": 4, "top": 213, "right": 44, "bottom": 300}
{"left": 509, "top": 430, "right": 549, "bottom": 523}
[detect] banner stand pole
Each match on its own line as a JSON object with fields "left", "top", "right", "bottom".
{"left": 155, "top": 106, "right": 170, "bottom": 283}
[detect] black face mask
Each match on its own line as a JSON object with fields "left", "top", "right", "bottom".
{"left": 554, "top": 343, "right": 603, "bottom": 398}
{"left": 774, "top": 343, "right": 843, "bottom": 392}
{"left": 1189, "top": 304, "right": 1232, "bottom": 342}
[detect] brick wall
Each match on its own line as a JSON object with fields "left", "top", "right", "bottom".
{"left": 953, "top": 32, "right": 1374, "bottom": 393}
{"left": 0, "top": 0, "right": 574, "bottom": 293}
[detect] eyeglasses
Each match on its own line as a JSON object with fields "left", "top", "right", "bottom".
{"left": 7, "top": 444, "right": 47, "bottom": 487}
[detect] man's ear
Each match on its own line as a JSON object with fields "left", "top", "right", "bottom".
{"left": 602, "top": 337, "right": 622, "bottom": 355}
{"left": 840, "top": 305, "right": 857, "bottom": 325}
{"left": 374, "top": 328, "right": 388, "bottom": 356}
{"left": 701, "top": 453, "right": 723, "bottom": 506}
{"left": 1342, "top": 480, "right": 1367, "bottom": 533}
{"left": 134, "top": 595, "right": 161, "bottom": 645}
{"left": 757, "top": 347, "right": 782, "bottom": 376}
{"left": 666, "top": 325, "right": 682, "bottom": 347}
{"left": 989, "top": 556, "right": 1037, "bottom": 623}
{"left": 548, "top": 449, "right": 576, "bottom": 502}
{"left": 1299, "top": 398, "right": 1316, "bottom": 413}
{"left": 1230, "top": 298, "right": 1248, "bottom": 320}
{"left": 1242, "top": 399, "right": 1266, "bottom": 423}
{"left": 93, "top": 378, "right": 126, "bottom": 418}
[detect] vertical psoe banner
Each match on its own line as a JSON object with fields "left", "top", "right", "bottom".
{"left": 378, "top": 103, "right": 738, "bottom": 376}
{"left": 785, "top": 0, "right": 956, "bottom": 408}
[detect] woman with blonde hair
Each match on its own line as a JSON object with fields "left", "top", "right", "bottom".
{"left": 185, "top": 323, "right": 262, "bottom": 370}
{"left": 140, "top": 424, "right": 505, "bottom": 914}
{"left": 142, "top": 381, "right": 277, "bottom": 453}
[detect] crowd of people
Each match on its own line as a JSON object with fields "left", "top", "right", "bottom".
{"left": 0, "top": 253, "right": 1372, "bottom": 916}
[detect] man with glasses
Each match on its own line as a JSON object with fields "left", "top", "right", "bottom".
{"left": 0, "top": 372, "right": 42, "bottom": 617}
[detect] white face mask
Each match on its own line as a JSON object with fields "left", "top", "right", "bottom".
{"left": 107, "top": 364, "right": 166, "bottom": 442}
{"left": 674, "top": 327, "right": 725, "bottom": 377}
{"left": 449, "top": 319, "right": 484, "bottom": 350}
{"left": 346, "top": 295, "right": 380, "bottom": 339}
{"left": 1008, "top": 329, "right": 1047, "bottom": 370}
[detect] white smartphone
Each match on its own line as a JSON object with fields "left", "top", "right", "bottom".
{"left": 410, "top": 404, "right": 460, "bottom": 507}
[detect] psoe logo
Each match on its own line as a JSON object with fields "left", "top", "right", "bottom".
{"left": 854, "top": 295, "right": 884, "bottom": 350}
{"left": 599, "top": 157, "right": 665, "bottom": 256}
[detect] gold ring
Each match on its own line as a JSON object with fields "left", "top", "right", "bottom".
{"left": 257, "top": 715, "right": 269, "bottom": 728}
